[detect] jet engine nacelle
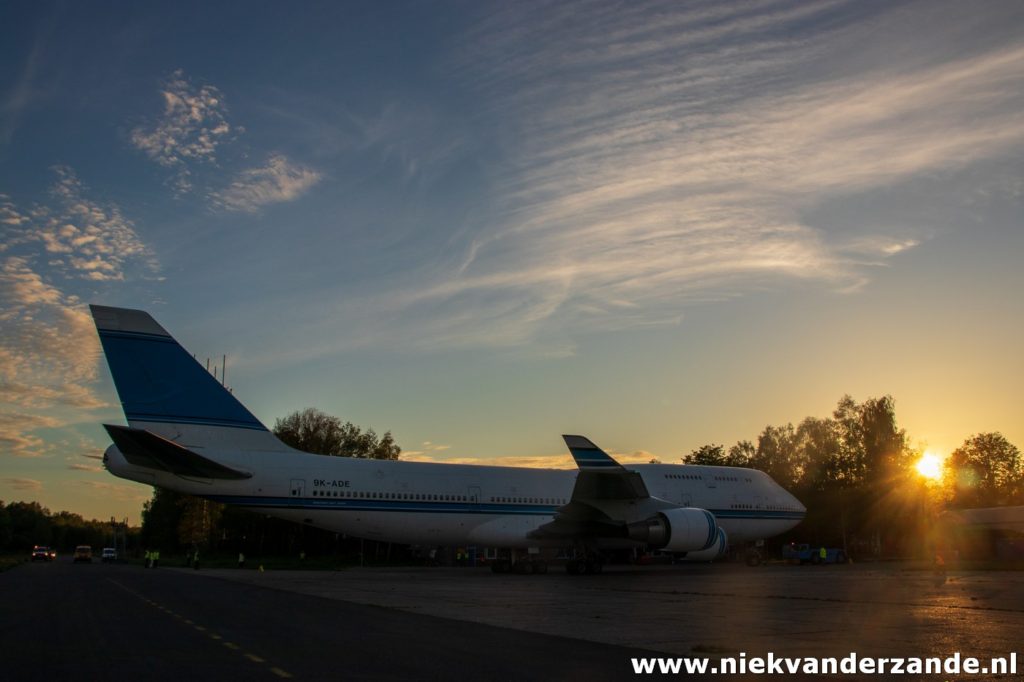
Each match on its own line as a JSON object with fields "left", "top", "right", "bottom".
{"left": 628, "top": 507, "right": 719, "bottom": 552}
{"left": 679, "top": 527, "right": 728, "bottom": 562}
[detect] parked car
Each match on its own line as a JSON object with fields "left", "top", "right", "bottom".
{"left": 101, "top": 548, "right": 117, "bottom": 563}
{"left": 73, "top": 545, "right": 93, "bottom": 563}
{"left": 31, "top": 546, "right": 56, "bottom": 562}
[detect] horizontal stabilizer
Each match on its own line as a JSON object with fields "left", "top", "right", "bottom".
{"left": 104, "top": 424, "right": 252, "bottom": 480}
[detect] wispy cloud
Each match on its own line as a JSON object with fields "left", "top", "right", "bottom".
{"left": 130, "top": 69, "right": 236, "bottom": 194}
{"left": 78, "top": 480, "right": 149, "bottom": 503}
{"left": 209, "top": 154, "right": 321, "bottom": 213}
{"left": 0, "top": 413, "right": 59, "bottom": 457}
{"left": 398, "top": 441, "right": 453, "bottom": 458}
{"left": 352, "top": 0, "right": 1024, "bottom": 352}
{"left": 4, "top": 477, "right": 43, "bottom": 492}
{"left": 67, "top": 462, "right": 103, "bottom": 473}
{"left": 0, "top": 27, "right": 48, "bottom": 147}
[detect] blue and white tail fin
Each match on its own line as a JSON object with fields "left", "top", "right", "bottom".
{"left": 562, "top": 435, "right": 626, "bottom": 470}
{"left": 91, "top": 305, "right": 289, "bottom": 452}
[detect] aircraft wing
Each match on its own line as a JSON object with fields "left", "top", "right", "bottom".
{"left": 528, "top": 435, "right": 668, "bottom": 541}
{"left": 104, "top": 424, "right": 252, "bottom": 480}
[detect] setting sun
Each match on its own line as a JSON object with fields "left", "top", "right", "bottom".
{"left": 915, "top": 451, "right": 944, "bottom": 481}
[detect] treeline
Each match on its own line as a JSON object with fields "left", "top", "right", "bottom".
{"left": 683, "top": 395, "right": 1022, "bottom": 557}
{"left": 0, "top": 500, "right": 133, "bottom": 552}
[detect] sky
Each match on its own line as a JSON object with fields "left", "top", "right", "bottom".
{"left": 1, "top": 0, "right": 1022, "bottom": 524}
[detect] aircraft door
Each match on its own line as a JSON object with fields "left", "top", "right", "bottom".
{"left": 702, "top": 472, "right": 717, "bottom": 488}
{"left": 290, "top": 478, "right": 305, "bottom": 497}
{"left": 468, "top": 486, "right": 481, "bottom": 503}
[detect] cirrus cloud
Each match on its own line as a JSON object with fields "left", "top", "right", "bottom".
{"left": 391, "top": 0, "right": 1024, "bottom": 350}
{"left": 3, "top": 477, "right": 43, "bottom": 492}
{"left": 209, "top": 154, "right": 322, "bottom": 213}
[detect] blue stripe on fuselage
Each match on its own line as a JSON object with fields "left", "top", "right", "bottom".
{"left": 202, "top": 494, "right": 806, "bottom": 521}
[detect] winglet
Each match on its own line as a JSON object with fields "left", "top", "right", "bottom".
{"left": 562, "top": 435, "right": 624, "bottom": 470}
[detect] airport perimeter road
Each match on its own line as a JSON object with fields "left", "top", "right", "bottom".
{"left": 0, "top": 560, "right": 662, "bottom": 681}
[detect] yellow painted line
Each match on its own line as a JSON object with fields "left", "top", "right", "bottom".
{"left": 107, "top": 577, "right": 288, "bottom": 677}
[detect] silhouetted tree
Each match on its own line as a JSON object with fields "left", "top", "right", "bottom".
{"left": 859, "top": 396, "right": 912, "bottom": 483}
{"left": 141, "top": 487, "right": 187, "bottom": 552}
{"left": 683, "top": 444, "right": 726, "bottom": 465}
{"left": 944, "top": 433, "right": 1022, "bottom": 508}
{"left": 795, "top": 417, "right": 843, "bottom": 491}
{"left": 684, "top": 442, "right": 754, "bottom": 467}
{"left": 751, "top": 423, "right": 799, "bottom": 490}
{"left": 178, "top": 497, "right": 223, "bottom": 550}
{"left": 0, "top": 503, "right": 11, "bottom": 548}
{"left": 5, "top": 501, "right": 52, "bottom": 549}
{"left": 727, "top": 441, "right": 755, "bottom": 467}
{"left": 0, "top": 501, "right": 116, "bottom": 552}
{"left": 274, "top": 408, "right": 401, "bottom": 460}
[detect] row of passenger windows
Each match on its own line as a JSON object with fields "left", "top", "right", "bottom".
{"left": 489, "top": 497, "right": 566, "bottom": 505}
{"left": 664, "top": 473, "right": 753, "bottom": 483}
{"left": 306, "top": 490, "right": 569, "bottom": 506}
{"left": 310, "top": 490, "right": 478, "bottom": 502}
{"left": 305, "top": 489, "right": 569, "bottom": 503}
{"left": 714, "top": 475, "right": 752, "bottom": 483}
{"left": 730, "top": 502, "right": 800, "bottom": 512}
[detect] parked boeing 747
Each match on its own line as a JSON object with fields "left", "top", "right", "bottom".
{"left": 91, "top": 305, "right": 805, "bottom": 573}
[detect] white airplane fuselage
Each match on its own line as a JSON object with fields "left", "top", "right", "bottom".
{"left": 92, "top": 304, "right": 805, "bottom": 557}
{"left": 104, "top": 424, "right": 804, "bottom": 548}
